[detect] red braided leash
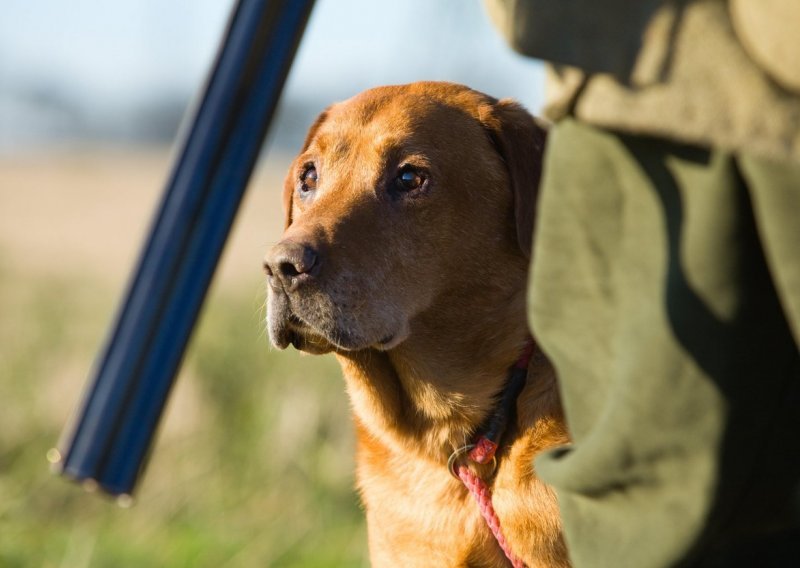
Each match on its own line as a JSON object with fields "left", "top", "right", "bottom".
{"left": 456, "top": 464, "right": 526, "bottom": 568}
{"left": 447, "top": 339, "right": 535, "bottom": 568}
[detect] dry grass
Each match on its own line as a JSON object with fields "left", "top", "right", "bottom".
{"left": 0, "top": 147, "right": 367, "bottom": 567}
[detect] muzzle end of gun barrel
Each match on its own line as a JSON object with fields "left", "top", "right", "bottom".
{"left": 49, "top": 447, "right": 138, "bottom": 507}
{"left": 46, "top": 447, "right": 64, "bottom": 473}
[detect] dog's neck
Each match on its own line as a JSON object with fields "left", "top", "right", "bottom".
{"left": 335, "top": 279, "right": 531, "bottom": 463}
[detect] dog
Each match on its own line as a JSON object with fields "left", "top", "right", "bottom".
{"left": 264, "top": 82, "right": 570, "bottom": 567}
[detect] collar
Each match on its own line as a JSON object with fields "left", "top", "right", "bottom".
{"left": 447, "top": 338, "right": 536, "bottom": 478}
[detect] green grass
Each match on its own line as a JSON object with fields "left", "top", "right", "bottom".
{"left": 0, "top": 256, "right": 367, "bottom": 567}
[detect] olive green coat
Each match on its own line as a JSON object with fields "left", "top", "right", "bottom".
{"left": 484, "top": 1, "right": 800, "bottom": 565}
{"left": 485, "top": 0, "right": 800, "bottom": 162}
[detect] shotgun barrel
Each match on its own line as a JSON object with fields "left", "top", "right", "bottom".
{"left": 51, "top": 0, "right": 316, "bottom": 500}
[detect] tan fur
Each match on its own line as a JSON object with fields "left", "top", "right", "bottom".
{"left": 265, "top": 82, "right": 570, "bottom": 567}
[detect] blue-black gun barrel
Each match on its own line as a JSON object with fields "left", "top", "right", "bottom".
{"left": 52, "top": 0, "right": 316, "bottom": 499}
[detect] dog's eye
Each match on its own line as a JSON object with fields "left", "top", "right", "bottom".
{"left": 300, "top": 166, "right": 318, "bottom": 193}
{"left": 396, "top": 166, "right": 425, "bottom": 192}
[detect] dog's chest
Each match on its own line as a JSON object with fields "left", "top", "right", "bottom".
{"left": 358, "top": 454, "right": 511, "bottom": 567}
{"left": 356, "top": 434, "right": 570, "bottom": 567}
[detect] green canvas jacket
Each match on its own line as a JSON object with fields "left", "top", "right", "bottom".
{"left": 485, "top": 0, "right": 800, "bottom": 162}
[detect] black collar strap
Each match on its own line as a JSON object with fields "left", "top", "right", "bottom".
{"left": 448, "top": 338, "right": 536, "bottom": 477}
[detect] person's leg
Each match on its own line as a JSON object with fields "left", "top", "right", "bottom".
{"left": 528, "top": 118, "right": 800, "bottom": 567}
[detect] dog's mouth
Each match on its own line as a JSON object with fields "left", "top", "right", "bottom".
{"left": 271, "top": 311, "right": 336, "bottom": 355}
{"left": 373, "top": 329, "right": 409, "bottom": 351}
{"left": 268, "top": 291, "right": 409, "bottom": 354}
{"left": 285, "top": 317, "right": 403, "bottom": 354}
{"left": 286, "top": 328, "right": 334, "bottom": 355}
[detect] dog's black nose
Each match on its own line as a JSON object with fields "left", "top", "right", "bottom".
{"left": 264, "top": 241, "right": 320, "bottom": 291}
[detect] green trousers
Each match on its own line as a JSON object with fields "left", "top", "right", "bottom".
{"left": 530, "top": 119, "right": 800, "bottom": 567}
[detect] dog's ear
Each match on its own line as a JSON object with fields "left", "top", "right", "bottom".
{"left": 283, "top": 107, "right": 331, "bottom": 228}
{"left": 481, "top": 99, "right": 548, "bottom": 259}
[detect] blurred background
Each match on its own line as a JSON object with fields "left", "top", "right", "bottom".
{"left": 0, "top": 1, "right": 543, "bottom": 566}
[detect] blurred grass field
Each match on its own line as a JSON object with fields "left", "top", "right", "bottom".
{"left": 0, "top": 149, "right": 367, "bottom": 567}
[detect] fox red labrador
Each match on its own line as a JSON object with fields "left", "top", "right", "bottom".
{"left": 265, "top": 82, "right": 569, "bottom": 567}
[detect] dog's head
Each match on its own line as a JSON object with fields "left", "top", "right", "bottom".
{"left": 264, "top": 82, "right": 546, "bottom": 354}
